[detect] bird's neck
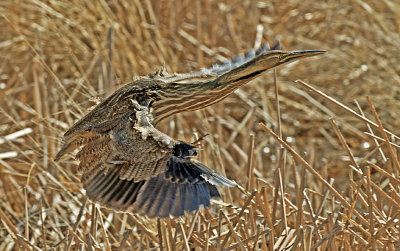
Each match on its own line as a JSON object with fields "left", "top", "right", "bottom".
{"left": 151, "top": 69, "right": 267, "bottom": 124}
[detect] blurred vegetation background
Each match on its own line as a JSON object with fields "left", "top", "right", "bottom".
{"left": 1, "top": 0, "right": 400, "bottom": 250}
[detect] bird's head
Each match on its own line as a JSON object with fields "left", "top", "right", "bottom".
{"left": 253, "top": 49, "right": 327, "bottom": 70}
{"left": 216, "top": 49, "right": 327, "bottom": 84}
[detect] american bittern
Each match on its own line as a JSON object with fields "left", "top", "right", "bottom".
{"left": 55, "top": 45, "right": 325, "bottom": 218}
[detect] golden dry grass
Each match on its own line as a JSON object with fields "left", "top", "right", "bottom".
{"left": 1, "top": 0, "right": 400, "bottom": 250}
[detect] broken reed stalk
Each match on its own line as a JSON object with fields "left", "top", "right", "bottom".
{"left": 295, "top": 80, "right": 400, "bottom": 141}
{"left": 259, "top": 123, "right": 369, "bottom": 226}
{"left": 2, "top": 0, "right": 400, "bottom": 249}
{"left": 366, "top": 96, "right": 400, "bottom": 174}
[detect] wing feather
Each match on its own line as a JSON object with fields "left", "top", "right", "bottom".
{"left": 81, "top": 155, "right": 236, "bottom": 218}
{"left": 58, "top": 107, "right": 236, "bottom": 218}
{"left": 74, "top": 118, "right": 173, "bottom": 183}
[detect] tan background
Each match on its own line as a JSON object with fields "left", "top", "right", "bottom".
{"left": 1, "top": 0, "right": 399, "bottom": 249}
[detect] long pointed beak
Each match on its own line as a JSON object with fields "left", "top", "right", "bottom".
{"left": 282, "top": 50, "right": 327, "bottom": 62}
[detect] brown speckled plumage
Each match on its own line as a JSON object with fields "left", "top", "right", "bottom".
{"left": 55, "top": 45, "right": 325, "bottom": 218}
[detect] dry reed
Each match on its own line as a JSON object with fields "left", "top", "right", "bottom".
{"left": 1, "top": 0, "right": 400, "bottom": 250}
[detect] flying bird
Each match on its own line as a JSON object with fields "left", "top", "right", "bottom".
{"left": 55, "top": 44, "right": 326, "bottom": 218}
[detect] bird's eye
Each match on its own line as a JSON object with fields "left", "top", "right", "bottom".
{"left": 279, "top": 55, "right": 288, "bottom": 62}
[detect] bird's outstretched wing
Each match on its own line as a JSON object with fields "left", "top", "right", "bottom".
{"left": 82, "top": 155, "right": 235, "bottom": 218}
{"left": 74, "top": 112, "right": 175, "bottom": 183}
{"left": 67, "top": 111, "right": 235, "bottom": 218}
